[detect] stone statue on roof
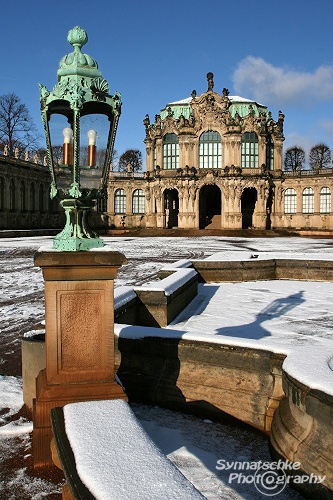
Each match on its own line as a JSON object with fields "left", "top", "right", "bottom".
{"left": 207, "top": 72, "right": 214, "bottom": 91}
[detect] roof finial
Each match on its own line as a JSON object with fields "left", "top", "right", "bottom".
{"left": 67, "top": 26, "right": 88, "bottom": 52}
{"left": 207, "top": 72, "right": 214, "bottom": 91}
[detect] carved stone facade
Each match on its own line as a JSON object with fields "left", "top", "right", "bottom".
{"left": 107, "top": 73, "right": 333, "bottom": 232}
{"left": 0, "top": 154, "right": 63, "bottom": 231}
{"left": 0, "top": 153, "right": 107, "bottom": 232}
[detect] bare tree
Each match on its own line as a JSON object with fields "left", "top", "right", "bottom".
{"left": 309, "top": 143, "right": 332, "bottom": 170}
{"left": 0, "top": 93, "right": 41, "bottom": 156}
{"left": 118, "top": 149, "right": 142, "bottom": 172}
{"left": 50, "top": 145, "right": 63, "bottom": 166}
{"left": 284, "top": 146, "right": 305, "bottom": 171}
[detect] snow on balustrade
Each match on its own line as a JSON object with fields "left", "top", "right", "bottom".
{"left": 114, "top": 286, "right": 137, "bottom": 310}
{"left": 159, "top": 259, "right": 193, "bottom": 270}
{"left": 135, "top": 268, "right": 197, "bottom": 296}
{"left": 63, "top": 399, "right": 204, "bottom": 500}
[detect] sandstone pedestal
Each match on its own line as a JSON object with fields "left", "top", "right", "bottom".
{"left": 33, "top": 248, "right": 127, "bottom": 467}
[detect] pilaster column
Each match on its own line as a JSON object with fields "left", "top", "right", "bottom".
{"left": 155, "top": 138, "right": 163, "bottom": 168}
{"left": 144, "top": 138, "right": 154, "bottom": 172}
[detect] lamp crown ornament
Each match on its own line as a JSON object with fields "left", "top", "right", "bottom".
{"left": 67, "top": 25, "right": 88, "bottom": 48}
{"left": 39, "top": 27, "right": 121, "bottom": 251}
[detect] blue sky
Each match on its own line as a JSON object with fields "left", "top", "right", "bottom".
{"left": 1, "top": 0, "right": 332, "bottom": 167}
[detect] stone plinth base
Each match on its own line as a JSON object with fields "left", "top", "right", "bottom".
{"left": 22, "top": 335, "right": 45, "bottom": 410}
{"left": 33, "top": 369, "right": 126, "bottom": 467}
{"left": 33, "top": 248, "right": 127, "bottom": 467}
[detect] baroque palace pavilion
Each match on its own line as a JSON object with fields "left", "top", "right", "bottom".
{"left": 0, "top": 73, "right": 332, "bottom": 233}
{"left": 107, "top": 73, "right": 333, "bottom": 232}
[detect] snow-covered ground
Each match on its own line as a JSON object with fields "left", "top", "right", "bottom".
{"left": 1, "top": 235, "right": 333, "bottom": 499}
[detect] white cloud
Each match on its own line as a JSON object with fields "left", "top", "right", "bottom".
{"left": 232, "top": 57, "right": 333, "bottom": 106}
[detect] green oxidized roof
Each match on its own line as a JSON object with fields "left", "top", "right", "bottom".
{"left": 160, "top": 95, "right": 268, "bottom": 121}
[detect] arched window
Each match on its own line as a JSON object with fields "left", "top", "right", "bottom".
{"left": 49, "top": 187, "right": 59, "bottom": 213}
{"left": 302, "top": 187, "right": 314, "bottom": 213}
{"left": 97, "top": 197, "right": 108, "bottom": 213}
{"left": 30, "top": 183, "right": 36, "bottom": 212}
{"left": 199, "top": 130, "right": 222, "bottom": 169}
{"left": 9, "top": 179, "right": 15, "bottom": 211}
{"left": 320, "top": 187, "right": 331, "bottom": 213}
{"left": 39, "top": 184, "right": 45, "bottom": 213}
{"left": 284, "top": 188, "right": 297, "bottom": 214}
{"left": 132, "top": 189, "right": 145, "bottom": 214}
{"left": 114, "top": 188, "right": 126, "bottom": 214}
{"left": 20, "top": 181, "right": 26, "bottom": 211}
{"left": 0, "top": 177, "right": 5, "bottom": 211}
{"left": 162, "top": 134, "right": 179, "bottom": 169}
{"left": 241, "top": 132, "right": 258, "bottom": 168}
{"left": 266, "top": 136, "right": 274, "bottom": 170}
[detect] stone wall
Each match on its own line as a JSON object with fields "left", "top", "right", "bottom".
{"left": 22, "top": 256, "right": 333, "bottom": 494}
{"left": 193, "top": 258, "right": 333, "bottom": 283}
{"left": 271, "top": 371, "right": 333, "bottom": 495}
{"left": 115, "top": 336, "right": 285, "bottom": 433}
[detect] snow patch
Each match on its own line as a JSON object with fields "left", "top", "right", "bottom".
{"left": 114, "top": 286, "right": 137, "bottom": 310}
{"left": 0, "top": 376, "right": 24, "bottom": 423}
{"left": 64, "top": 400, "right": 203, "bottom": 499}
{"left": 136, "top": 268, "right": 197, "bottom": 296}
{"left": 0, "top": 418, "right": 33, "bottom": 436}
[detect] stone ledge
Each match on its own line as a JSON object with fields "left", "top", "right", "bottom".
{"left": 115, "top": 327, "right": 333, "bottom": 494}
{"left": 51, "top": 400, "right": 204, "bottom": 499}
{"left": 193, "top": 258, "right": 333, "bottom": 282}
{"left": 115, "top": 332, "right": 285, "bottom": 433}
{"left": 116, "top": 268, "right": 199, "bottom": 327}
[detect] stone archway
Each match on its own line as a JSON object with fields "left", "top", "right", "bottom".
{"left": 241, "top": 187, "right": 257, "bottom": 229}
{"left": 266, "top": 187, "right": 273, "bottom": 230}
{"left": 199, "top": 184, "right": 221, "bottom": 229}
{"left": 164, "top": 189, "right": 179, "bottom": 228}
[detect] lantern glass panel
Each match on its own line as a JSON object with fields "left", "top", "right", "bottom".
{"left": 49, "top": 113, "right": 74, "bottom": 191}
{"left": 79, "top": 113, "right": 110, "bottom": 191}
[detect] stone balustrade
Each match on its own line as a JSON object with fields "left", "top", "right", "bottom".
{"left": 22, "top": 255, "right": 333, "bottom": 496}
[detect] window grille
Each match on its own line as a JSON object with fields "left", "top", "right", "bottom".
{"left": 114, "top": 188, "right": 126, "bottom": 214}
{"left": 132, "top": 189, "right": 145, "bottom": 213}
{"left": 39, "top": 184, "right": 45, "bottom": 213}
{"left": 97, "top": 197, "right": 108, "bottom": 213}
{"left": 30, "top": 183, "right": 35, "bottom": 212}
{"left": 241, "top": 132, "right": 258, "bottom": 168}
{"left": 284, "top": 188, "right": 297, "bottom": 214}
{"left": 199, "top": 130, "right": 222, "bottom": 169}
{"left": 320, "top": 187, "right": 331, "bottom": 213}
{"left": 20, "top": 181, "right": 26, "bottom": 211}
{"left": 302, "top": 187, "right": 314, "bottom": 213}
{"left": 0, "top": 177, "right": 4, "bottom": 210}
{"left": 162, "top": 134, "right": 179, "bottom": 169}
{"left": 9, "top": 179, "right": 15, "bottom": 211}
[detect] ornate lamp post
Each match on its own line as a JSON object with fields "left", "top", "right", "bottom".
{"left": 39, "top": 26, "right": 121, "bottom": 250}
{"left": 32, "top": 27, "right": 127, "bottom": 468}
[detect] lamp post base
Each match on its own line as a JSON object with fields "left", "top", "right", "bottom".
{"left": 54, "top": 198, "right": 104, "bottom": 251}
{"left": 53, "top": 236, "right": 104, "bottom": 251}
{"left": 33, "top": 249, "right": 128, "bottom": 467}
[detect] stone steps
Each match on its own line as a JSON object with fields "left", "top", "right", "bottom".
{"left": 204, "top": 214, "right": 221, "bottom": 229}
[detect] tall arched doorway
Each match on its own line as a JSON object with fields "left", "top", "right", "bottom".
{"left": 266, "top": 187, "right": 273, "bottom": 230}
{"left": 164, "top": 189, "right": 179, "bottom": 228}
{"left": 241, "top": 188, "right": 257, "bottom": 229}
{"left": 199, "top": 184, "right": 221, "bottom": 229}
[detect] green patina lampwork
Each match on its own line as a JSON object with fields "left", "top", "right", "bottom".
{"left": 39, "top": 26, "right": 121, "bottom": 251}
